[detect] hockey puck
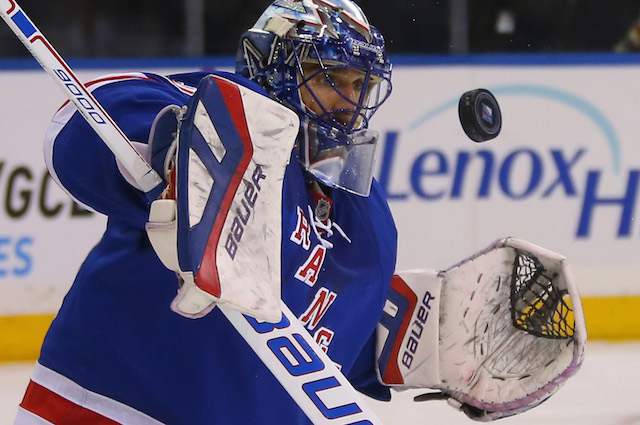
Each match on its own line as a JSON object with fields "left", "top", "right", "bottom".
{"left": 458, "top": 89, "right": 502, "bottom": 143}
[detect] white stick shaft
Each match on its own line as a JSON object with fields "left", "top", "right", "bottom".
{"left": 0, "top": 0, "right": 162, "bottom": 193}
{"left": 222, "top": 303, "right": 384, "bottom": 425}
{"left": 0, "top": 1, "right": 386, "bottom": 423}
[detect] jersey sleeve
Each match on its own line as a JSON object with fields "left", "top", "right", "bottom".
{"left": 44, "top": 73, "right": 193, "bottom": 228}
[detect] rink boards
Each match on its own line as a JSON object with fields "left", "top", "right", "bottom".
{"left": 1, "top": 54, "right": 639, "bottom": 361}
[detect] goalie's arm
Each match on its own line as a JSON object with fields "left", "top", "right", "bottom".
{"left": 45, "top": 75, "right": 188, "bottom": 225}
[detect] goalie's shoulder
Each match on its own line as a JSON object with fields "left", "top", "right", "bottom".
{"left": 168, "top": 70, "right": 269, "bottom": 98}
{"left": 95, "top": 70, "right": 274, "bottom": 106}
{"left": 73, "top": 71, "right": 193, "bottom": 97}
{"left": 49, "top": 71, "right": 191, "bottom": 126}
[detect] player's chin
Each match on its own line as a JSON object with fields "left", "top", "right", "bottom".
{"left": 327, "top": 112, "right": 359, "bottom": 129}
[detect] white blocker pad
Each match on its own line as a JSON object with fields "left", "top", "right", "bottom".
{"left": 146, "top": 75, "right": 299, "bottom": 322}
{"left": 376, "top": 238, "right": 587, "bottom": 421}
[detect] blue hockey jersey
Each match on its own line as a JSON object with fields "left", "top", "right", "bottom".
{"left": 25, "top": 71, "right": 397, "bottom": 425}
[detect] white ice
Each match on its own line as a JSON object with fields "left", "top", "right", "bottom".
{"left": 1, "top": 341, "right": 638, "bottom": 425}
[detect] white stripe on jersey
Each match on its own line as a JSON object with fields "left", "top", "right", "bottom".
{"left": 24, "top": 362, "right": 165, "bottom": 425}
{"left": 14, "top": 407, "right": 54, "bottom": 425}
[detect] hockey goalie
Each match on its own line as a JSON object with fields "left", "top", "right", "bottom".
{"left": 13, "top": 0, "right": 585, "bottom": 424}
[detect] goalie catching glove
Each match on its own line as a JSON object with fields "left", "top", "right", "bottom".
{"left": 145, "top": 74, "right": 299, "bottom": 322}
{"left": 376, "top": 238, "right": 586, "bottom": 421}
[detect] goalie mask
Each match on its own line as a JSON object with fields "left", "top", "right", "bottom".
{"left": 235, "top": 0, "right": 392, "bottom": 196}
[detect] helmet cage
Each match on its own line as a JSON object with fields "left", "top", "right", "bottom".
{"left": 293, "top": 44, "right": 392, "bottom": 134}
{"left": 235, "top": 0, "right": 392, "bottom": 196}
{"left": 236, "top": 3, "right": 392, "bottom": 135}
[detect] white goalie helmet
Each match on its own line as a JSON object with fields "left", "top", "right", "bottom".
{"left": 235, "top": 0, "right": 393, "bottom": 196}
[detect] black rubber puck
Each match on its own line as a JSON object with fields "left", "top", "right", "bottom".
{"left": 458, "top": 89, "right": 502, "bottom": 143}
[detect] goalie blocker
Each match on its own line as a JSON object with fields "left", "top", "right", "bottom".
{"left": 376, "top": 238, "right": 586, "bottom": 421}
{"left": 145, "top": 74, "right": 299, "bottom": 323}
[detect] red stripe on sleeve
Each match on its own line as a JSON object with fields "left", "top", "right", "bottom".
{"left": 20, "top": 380, "right": 122, "bottom": 425}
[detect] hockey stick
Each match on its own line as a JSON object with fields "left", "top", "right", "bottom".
{"left": 0, "top": 0, "right": 162, "bottom": 194}
{"left": 0, "top": 1, "right": 384, "bottom": 424}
